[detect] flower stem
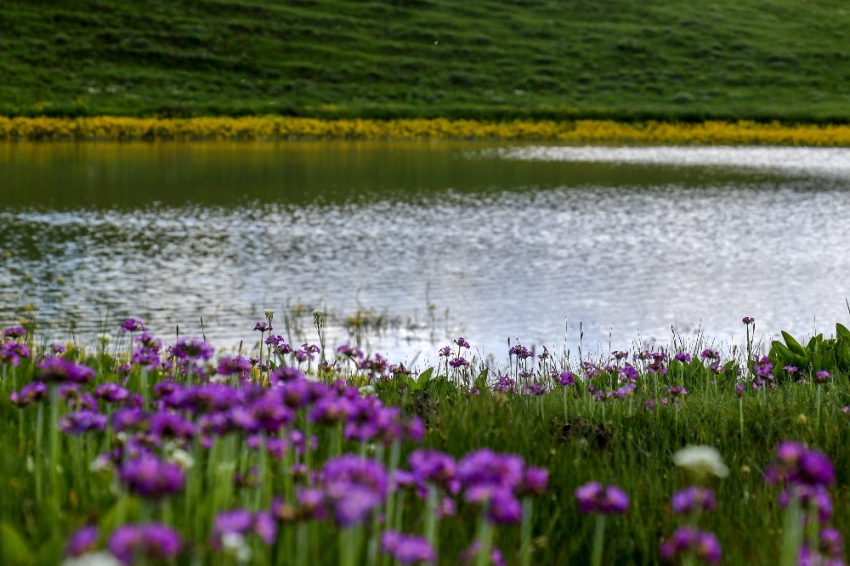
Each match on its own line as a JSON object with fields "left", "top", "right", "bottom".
{"left": 520, "top": 498, "right": 533, "bottom": 566}
{"left": 590, "top": 515, "right": 606, "bottom": 566}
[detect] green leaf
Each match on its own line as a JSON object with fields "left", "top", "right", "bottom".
{"left": 836, "top": 323, "right": 850, "bottom": 341}
{"left": 34, "top": 535, "right": 65, "bottom": 566}
{"left": 781, "top": 331, "right": 808, "bottom": 357}
{"left": 0, "top": 521, "right": 33, "bottom": 566}
{"left": 416, "top": 367, "right": 434, "bottom": 389}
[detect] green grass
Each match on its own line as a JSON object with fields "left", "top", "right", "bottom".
{"left": 2, "top": 0, "right": 850, "bottom": 122}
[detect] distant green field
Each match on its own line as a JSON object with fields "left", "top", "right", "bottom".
{"left": 2, "top": 0, "right": 850, "bottom": 121}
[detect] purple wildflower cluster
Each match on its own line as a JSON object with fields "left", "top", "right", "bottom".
{"left": 381, "top": 530, "right": 436, "bottom": 565}
{"left": 574, "top": 481, "right": 629, "bottom": 515}
{"left": 660, "top": 527, "right": 722, "bottom": 564}
{"left": 661, "top": 486, "right": 721, "bottom": 564}
{"left": 766, "top": 442, "right": 844, "bottom": 565}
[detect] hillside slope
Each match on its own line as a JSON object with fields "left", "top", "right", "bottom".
{"left": 1, "top": 0, "right": 849, "bottom": 121}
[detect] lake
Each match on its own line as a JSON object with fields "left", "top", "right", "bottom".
{"left": 1, "top": 141, "right": 849, "bottom": 365}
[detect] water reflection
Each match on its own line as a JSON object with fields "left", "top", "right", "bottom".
{"left": 0, "top": 142, "right": 848, "bottom": 363}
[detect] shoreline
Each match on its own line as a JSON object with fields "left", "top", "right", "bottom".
{"left": 2, "top": 116, "right": 850, "bottom": 145}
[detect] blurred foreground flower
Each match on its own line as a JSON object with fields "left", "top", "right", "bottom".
{"left": 673, "top": 446, "right": 728, "bottom": 479}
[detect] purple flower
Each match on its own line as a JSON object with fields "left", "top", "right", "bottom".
{"left": 458, "top": 449, "right": 524, "bottom": 503}
{"left": 454, "top": 337, "right": 470, "bottom": 349}
{"left": 0, "top": 341, "right": 30, "bottom": 366}
{"left": 779, "top": 484, "right": 832, "bottom": 523}
{"left": 814, "top": 370, "right": 832, "bottom": 384}
{"left": 37, "top": 357, "right": 95, "bottom": 384}
{"left": 120, "top": 318, "right": 146, "bottom": 333}
{"left": 448, "top": 356, "right": 469, "bottom": 369}
{"left": 210, "top": 509, "right": 253, "bottom": 549}
{"left": 742, "top": 317, "right": 755, "bottom": 325}
{"left": 671, "top": 487, "right": 716, "bottom": 515}
{"left": 487, "top": 489, "right": 523, "bottom": 524}
{"left": 735, "top": 385, "right": 746, "bottom": 398}
{"left": 819, "top": 528, "right": 844, "bottom": 558}
{"left": 3, "top": 326, "right": 26, "bottom": 339}
{"left": 797, "top": 450, "right": 836, "bottom": 486}
{"left": 767, "top": 442, "right": 835, "bottom": 488}
{"left": 9, "top": 382, "right": 48, "bottom": 407}
{"left": 150, "top": 412, "right": 196, "bottom": 440}
{"left": 209, "top": 508, "right": 277, "bottom": 548}
{"left": 660, "top": 527, "right": 721, "bottom": 564}
{"left": 380, "top": 530, "right": 436, "bottom": 565}
{"left": 118, "top": 456, "right": 185, "bottom": 499}
{"left": 674, "top": 352, "right": 692, "bottom": 363}
{"left": 253, "top": 321, "right": 272, "bottom": 332}
{"left": 321, "top": 455, "right": 389, "bottom": 526}
{"left": 700, "top": 349, "right": 720, "bottom": 361}
{"left": 60, "top": 410, "right": 107, "bottom": 436}
{"left": 438, "top": 346, "right": 452, "bottom": 358}
{"left": 111, "top": 408, "right": 149, "bottom": 432}
{"left": 518, "top": 466, "right": 549, "bottom": 496}
{"left": 135, "top": 332, "right": 163, "bottom": 351}
{"left": 574, "top": 481, "right": 629, "bottom": 515}
{"left": 66, "top": 526, "right": 99, "bottom": 557}
{"left": 558, "top": 371, "right": 576, "bottom": 386}
{"left": 667, "top": 386, "right": 688, "bottom": 397}
{"left": 109, "top": 523, "right": 181, "bottom": 565}
{"left": 336, "top": 344, "right": 364, "bottom": 359}
{"left": 408, "top": 449, "right": 458, "bottom": 493}
{"left": 95, "top": 383, "right": 130, "bottom": 404}
{"left": 508, "top": 344, "right": 532, "bottom": 360}
{"left": 171, "top": 338, "right": 214, "bottom": 361}
{"left": 460, "top": 542, "right": 507, "bottom": 566}
{"left": 217, "top": 356, "right": 252, "bottom": 376}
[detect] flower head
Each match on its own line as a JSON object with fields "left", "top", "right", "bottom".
{"left": 108, "top": 523, "right": 181, "bottom": 565}
{"left": 660, "top": 527, "right": 721, "bottom": 564}
{"left": 66, "top": 526, "right": 99, "bottom": 557}
{"left": 120, "top": 319, "right": 145, "bottom": 333}
{"left": 574, "top": 481, "right": 629, "bottom": 515}
{"left": 3, "top": 326, "right": 26, "bottom": 339}
{"left": 673, "top": 446, "right": 729, "bottom": 479}
{"left": 671, "top": 487, "right": 716, "bottom": 515}
{"left": 380, "top": 530, "right": 436, "bottom": 565}
{"left": 118, "top": 456, "right": 185, "bottom": 499}
{"left": 38, "top": 358, "right": 96, "bottom": 384}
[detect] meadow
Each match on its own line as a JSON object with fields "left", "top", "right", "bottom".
{"left": 1, "top": 314, "right": 849, "bottom": 565}
{"left": 2, "top": 0, "right": 850, "bottom": 122}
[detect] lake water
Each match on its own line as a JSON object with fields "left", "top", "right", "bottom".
{"left": 1, "top": 141, "right": 849, "bottom": 365}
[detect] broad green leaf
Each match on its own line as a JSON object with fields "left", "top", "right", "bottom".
{"left": 836, "top": 323, "right": 850, "bottom": 341}
{"left": 416, "top": 367, "right": 434, "bottom": 389}
{"left": 781, "top": 331, "right": 807, "bottom": 357}
{"left": 35, "top": 535, "right": 65, "bottom": 566}
{"left": 0, "top": 521, "right": 33, "bottom": 566}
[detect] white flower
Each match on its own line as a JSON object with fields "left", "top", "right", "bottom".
{"left": 358, "top": 384, "right": 375, "bottom": 395}
{"left": 96, "top": 333, "right": 111, "bottom": 344}
{"left": 89, "top": 453, "right": 113, "bottom": 473}
{"left": 61, "top": 551, "right": 123, "bottom": 566}
{"left": 222, "top": 532, "right": 252, "bottom": 563}
{"left": 264, "top": 308, "right": 274, "bottom": 321}
{"left": 673, "top": 445, "right": 729, "bottom": 478}
{"left": 169, "top": 448, "right": 195, "bottom": 470}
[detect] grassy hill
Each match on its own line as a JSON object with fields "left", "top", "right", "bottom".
{"left": 2, "top": 0, "right": 850, "bottom": 121}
